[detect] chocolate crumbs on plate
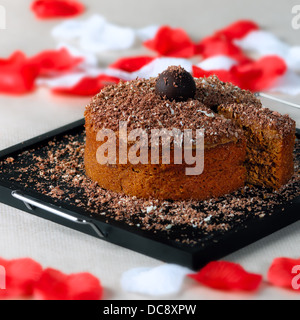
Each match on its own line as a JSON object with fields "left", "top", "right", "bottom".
{"left": 0, "top": 129, "right": 299, "bottom": 247}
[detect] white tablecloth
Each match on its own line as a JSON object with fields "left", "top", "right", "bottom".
{"left": 0, "top": 0, "right": 300, "bottom": 300}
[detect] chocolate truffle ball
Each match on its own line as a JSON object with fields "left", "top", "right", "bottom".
{"left": 155, "top": 66, "right": 196, "bottom": 102}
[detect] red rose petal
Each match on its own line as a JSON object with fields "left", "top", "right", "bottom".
{"left": 232, "top": 56, "right": 287, "bottom": 91}
{"left": 196, "top": 35, "right": 251, "bottom": 63}
{"left": 267, "top": 257, "right": 300, "bottom": 291}
{"left": 33, "top": 268, "right": 103, "bottom": 300}
{"left": 29, "top": 48, "right": 83, "bottom": 76}
{"left": 33, "top": 268, "right": 69, "bottom": 300}
{"left": 188, "top": 261, "right": 262, "bottom": 292}
{"left": 193, "top": 55, "right": 286, "bottom": 92}
{"left": 0, "top": 258, "right": 43, "bottom": 299}
{"left": 109, "top": 56, "right": 155, "bottom": 73}
{"left": 0, "top": 51, "right": 39, "bottom": 94}
{"left": 0, "top": 48, "right": 84, "bottom": 95}
{"left": 144, "top": 26, "right": 196, "bottom": 58}
{"left": 215, "top": 20, "right": 259, "bottom": 40}
{"left": 192, "top": 65, "right": 238, "bottom": 85}
{"left": 7, "top": 258, "right": 43, "bottom": 296}
{"left": 0, "top": 51, "right": 24, "bottom": 66}
{"left": 67, "top": 273, "right": 103, "bottom": 300}
{"left": 0, "top": 258, "right": 10, "bottom": 298}
{"left": 31, "top": 0, "right": 85, "bottom": 19}
{"left": 52, "top": 74, "right": 120, "bottom": 96}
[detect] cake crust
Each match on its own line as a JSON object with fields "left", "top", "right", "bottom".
{"left": 218, "top": 102, "right": 296, "bottom": 188}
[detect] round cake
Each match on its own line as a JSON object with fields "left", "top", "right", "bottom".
{"left": 84, "top": 66, "right": 295, "bottom": 200}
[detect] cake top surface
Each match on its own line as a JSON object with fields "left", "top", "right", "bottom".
{"left": 218, "top": 103, "right": 296, "bottom": 137}
{"left": 85, "top": 76, "right": 244, "bottom": 146}
{"left": 195, "top": 75, "right": 260, "bottom": 107}
{"left": 85, "top": 68, "right": 295, "bottom": 145}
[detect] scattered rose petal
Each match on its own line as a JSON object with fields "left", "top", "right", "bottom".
{"left": 235, "top": 30, "right": 300, "bottom": 73}
{"left": 0, "top": 257, "right": 103, "bottom": 300}
{"left": 286, "top": 46, "right": 300, "bottom": 72}
{"left": 51, "top": 18, "right": 85, "bottom": 41}
{"left": 232, "top": 55, "right": 287, "bottom": 91}
{"left": 33, "top": 268, "right": 68, "bottom": 300}
{"left": 188, "top": 261, "right": 262, "bottom": 292}
{"left": 56, "top": 43, "right": 99, "bottom": 69}
{"left": 215, "top": 20, "right": 259, "bottom": 40}
{"left": 197, "top": 55, "right": 238, "bottom": 71}
{"left": 0, "top": 258, "right": 43, "bottom": 299}
{"left": 196, "top": 35, "right": 251, "bottom": 63}
{"left": 0, "top": 48, "right": 86, "bottom": 95}
{"left": 0, "top": 51, "right": 39, "bottom": 94}
{"left": 33, "top": 268, "right": 103, "bottom": 300}
{"left": 31, "top": 0, "right": 85, "bottom": 19}
{"left": 79, "top": 15, "right": 136, "bottom": 53}
{"left": 144, "top": 26, "right": 196, "bottom": 58}
{"left": 110, "top": 56, "right": 155, "bottom": 73}
{"left": 51, "top": 14, "right": 160, "bottom": 53}
{"left": 2, "top": 18, "right": 299, "bottom": 97}
{"left": 121, "top": 264, "right": 192, "bottom": 296}
{"left": 52, "top": 74, "right": 120, "bottom": 95}
{"left": 267, "top": 257, "right": 300, "bottom": 291}
{"left": 193, "top": 55, "right": 286, "bottom": 92}
{"left": 234, "top": 30, "right": 289, "bottom": 58}
{"left": 37, "top": 71, "right": 87, "bottom": 89}
{"left": 29, "top": 48, "right": 83, "bottom": 76}
{"left": 38, "top": 57, "right": 192, "bottom": 92}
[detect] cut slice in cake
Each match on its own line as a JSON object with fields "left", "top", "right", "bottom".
{"left": 195, "top": 75, "right": 296, "bottom": 190}
{"left": 218, "top": 103, "right": 296, "bottom": 189}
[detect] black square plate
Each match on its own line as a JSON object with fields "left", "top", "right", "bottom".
{"left": 0, "top": 118, "right": 299, "bottom": 271}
